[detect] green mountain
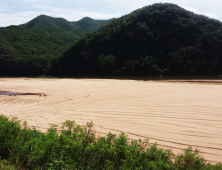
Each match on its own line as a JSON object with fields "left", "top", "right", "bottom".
{"left": 20, "top": 15, "right": 115, "bottom": 33}
{"left": 0, "top": 15, "right": 114, "bottom": 76}
{"left": 21, "top": 15, "right": 79, "bottom": 31}
{"left": 74, "top": 17, "right": 116, "bottom": 32}
{"left": 55, "top": 3, "right": 222, "bottom": 76}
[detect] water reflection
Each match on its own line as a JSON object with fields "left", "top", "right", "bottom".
{"left": 0, "top": 92, "right": 24, "bottom": 95}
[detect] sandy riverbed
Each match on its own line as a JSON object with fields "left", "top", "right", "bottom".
{"left": 0, "top": 78, "right": 222, "bottom": 163}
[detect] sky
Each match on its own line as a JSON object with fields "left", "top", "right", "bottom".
{"left": 0, "top": 0, "right": 221, "bottom": 27}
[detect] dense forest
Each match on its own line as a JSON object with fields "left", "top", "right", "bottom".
{"left": 54, "top": 3, "right": 222, "bottom": 76}
{"left": 1, "top": 3, "right": 222, "bottom": 77}
{"left": 0, "top": 15, "right": 114, "bottom": 76}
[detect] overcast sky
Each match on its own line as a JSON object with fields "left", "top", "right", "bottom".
{"left": 0, "top": 0, "right": 221, "bottom": 27}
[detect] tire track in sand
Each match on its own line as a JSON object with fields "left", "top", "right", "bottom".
{"left": 0, "top": 78, "right": 222, "bottom": 163}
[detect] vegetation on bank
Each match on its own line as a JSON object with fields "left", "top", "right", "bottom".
{"left": 36, "top": 75, "right": 58, "bottom": 79}
{"left": 0, "top": 115, "right": 221, "bottom": 169}
{"left": 55, "top": 3, "right": 222, "bottom": 76}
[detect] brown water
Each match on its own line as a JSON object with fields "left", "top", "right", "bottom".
{"left": 0, "top": 78, "right": 222, "bottom": 163}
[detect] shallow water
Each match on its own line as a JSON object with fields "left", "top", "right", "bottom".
{"left": 0, "top": 92, "right": 24, "bottom": 95}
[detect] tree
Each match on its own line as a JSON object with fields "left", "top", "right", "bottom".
{"left": 98, "top": 55, "right": 115, "bottom": 74}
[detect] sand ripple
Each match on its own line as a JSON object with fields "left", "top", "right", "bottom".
{"left": 0, "top": 78, "right": 222, "bottom": 163}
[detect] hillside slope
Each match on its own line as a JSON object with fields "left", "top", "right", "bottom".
{"left": 55, "top": 3, "right": 222, "bottom": 76}
{"left": 0, "top": 26, "right": 79, "bottom": 76}
{"left": 0, "top": 16, "right": 114, "bottom": 76}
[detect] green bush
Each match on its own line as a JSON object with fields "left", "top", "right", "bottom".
{"left": 0, "top": 115, "right": 221, "bottom": 169}
{"left": 0, "top": 159, "right": 17, "bottom": 170}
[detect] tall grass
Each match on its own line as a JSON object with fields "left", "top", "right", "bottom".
{"left": 0, "top": 115, "right": 221, "bottom": 169}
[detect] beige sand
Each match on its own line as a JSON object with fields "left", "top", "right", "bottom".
{"left": 0, "top": 78, "right": 222, "bottom": 163}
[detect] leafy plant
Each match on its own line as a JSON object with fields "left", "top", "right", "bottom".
{"left": 0, "top": 115, "right": 221, "bottom": 169}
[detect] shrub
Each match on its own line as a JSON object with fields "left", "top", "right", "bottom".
{"left": 0, "top": 115, "right": 221, "bottom": 169}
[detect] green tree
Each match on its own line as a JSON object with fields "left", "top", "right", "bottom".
{"left": 98, "top": 54, "right": 115, "bottom": 74}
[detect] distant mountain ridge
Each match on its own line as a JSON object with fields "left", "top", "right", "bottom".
{"left": 74, "top": 17, "right": 116, "bottom": 32}
{"left": 20, "top": 15, "right": 115, "bottom": 33}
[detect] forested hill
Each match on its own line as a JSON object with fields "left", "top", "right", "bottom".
{"left": 0, "top": 26, "right": 79, "bottom": 76}
{"left": 20, "top": 15, "right": 115, "bottom": 33}
{"left": 0, "top": 16, "right": 114, "bottom": 76}
{"left": 54, "top": 3, "right": 222, "bottom": 76}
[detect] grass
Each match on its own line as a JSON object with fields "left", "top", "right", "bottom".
{"left": 0, "top": 115, "right": 221, "bottom": 169}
